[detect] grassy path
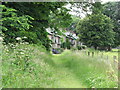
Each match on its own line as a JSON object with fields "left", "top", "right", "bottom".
{"left": 51, "top": 50, "right": 118, "bottom": 88}
{"left": 54, "top": 67, "right": 86, "bottom": 88}
{"left": 52, "top": 52, "right": 86, "bottom": 88}
{"left": 2, "top": 44, "right": 118, "bottom": 88}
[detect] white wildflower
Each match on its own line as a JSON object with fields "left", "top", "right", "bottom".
{"left": 23, "top": 36, "right": 27, "bottom": 39}
{"left": 0, "top": 37, "right": 3, "bottom": 41}
{"left": 6, "top": 50, "right": 9, "bottom": 52}
{"left": 12, "top": 47, "right": 16, "bottom": 49}
{"left": 20, "top": 52, "right": 24, "bottom": 55}
{"left": 16, "top": 37, "right": 21, "bottom": 40}
{"left": 24, "top": 42, "right": 29, "bottom": 44}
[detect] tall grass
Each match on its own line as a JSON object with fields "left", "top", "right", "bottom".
{"left": 2, "top": 43, "right": 58, "bottom": 88}
{"left": 53, "top": 50, "right": 118, "bottom": 88}
{"left": 87, "top": 48, "right": 118, "bottom": 60}
{"left": 2, "top": 42, "right": 118, "bottom": 88}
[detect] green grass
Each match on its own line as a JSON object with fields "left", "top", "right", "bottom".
{"left": 52, "top": 50, "right": 118, "bottom": 88}
{"left": 87, "top": 48, "right": 118, "bottom": 59}
{"left": 2, "top": 43, "right": 118, "bottom": 88}
{"left": 2, "top": 43, "right": 58, "bottom": 88}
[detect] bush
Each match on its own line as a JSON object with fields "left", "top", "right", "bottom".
{"left": 2, "top": 42, "right": 58, "bottom": 88}
{"left": 61, "top": 38, "right": 71, "bottom": 49}
{"left": 61, "top": 42, "right": 66, "bottom": 49}
{"left": 55, "top": 48, "right": 64, "bottom": 54}
{"left": 77, "top": 45, "right": 82, "bottom": 50}
{"left": 71, "top": 47, "right": 78, "bottom": 51}
{"left": 77, "top": 45, "right": 87, "bottom": 50}
{"left": 81, "top": 45, "right": 87, "bottom": 49}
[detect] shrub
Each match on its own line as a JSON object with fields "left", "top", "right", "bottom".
{"left": 61, "top": 38, "right": 71, "bottom": 49}
{"left": 71, "top": 47, "right": 78, "bottom": 51}
{"left": 81, "top": 45, "right": 87, "bottom": 49}
{"left": 77, "top": 45, "right": 87, "bottom": 50}
{"left": 55, "top": 48, "right": 64, "bottom": 54}
{"left": 77, "top": 45, "right": 82, "bottom": 50}
{"left": 61, "top": 42, "right": 66, "bottom": 49}
{"left": 2, "top": 38, "right": 58, "bottom": 88}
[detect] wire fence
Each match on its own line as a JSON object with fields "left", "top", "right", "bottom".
{"left": 74, "top": 50, "right": 118, "bottom": 71}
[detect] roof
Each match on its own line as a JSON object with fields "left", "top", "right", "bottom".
{"left": 46, "top": 27, "right": 79, "bottom": 39}
{"left": 46, "top": 28, "right": 52, "bottom": 34}
{"left": 64, "top": 31, "right": 79, "bottom": 40}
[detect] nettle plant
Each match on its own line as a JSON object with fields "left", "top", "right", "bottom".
{"left": 4, "top": 37, "right": 34, "bottom": 71}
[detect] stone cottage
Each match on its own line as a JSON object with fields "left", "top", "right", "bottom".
{"left": 46, "top": 28, "right": 61, "bottom": 48}
{"left": 46, "top": 27, "right": 82, "bottom": 49}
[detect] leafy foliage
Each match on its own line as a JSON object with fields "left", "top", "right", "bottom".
{"left": 1, "top": 4, "right": 33, "bottom": 44}
{"left": 70, "top": 2, "right": 92, "bottom": 17}
{"left": 91, "top": 2, "right": 104, "bottom": 14}
{"left": 77, "top": 14, "right": 115, "bottom": 50}
{"left": 3, "top": 2, "right": 72, "bottom": 50}
{"left": 61, "top": 38, "right": 71, "bottom": 49}
{"left": 76, "top": 2, "right": 115, "bottom": 50}
{"left": 49, "top": 7, "right": 72, "bottom": 29}
{"left": 2, "top": 42, "right": 58, "bottom": 88}
{"left": 67, "top": 16, "right": 80, "bottom": 34}
{"left": 103, "top": 2, "right": 120, "bottom": 47}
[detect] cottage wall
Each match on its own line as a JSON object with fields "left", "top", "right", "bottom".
{"left": 48, "top": 34, "right": 61, "bottom": 48}
{"left": 55, "top": 36, "right": 58, "bottom": 44}
{"left": 48, "top": 35, "right": 52, "bottom": 40}
{"left": 46, "top": 28, "right": 83, "bottom": 49}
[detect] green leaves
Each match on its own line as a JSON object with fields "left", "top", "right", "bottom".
{"left": 49, "top": 4, "right": 72, "bottom": 30}
{"left": 1, "top": 4, "right": 33, "bottom": 45}
{"left": 2, "top": 2, "right": 72, "bottom": 50}
{"left": 76, "top": 13, "right": 115, "bottom": 50}
{"left": 1, "top": 5, "right": 33, "bottom": 32}
{"left": 103, "top": 2, "right": 120, "bottom": 47}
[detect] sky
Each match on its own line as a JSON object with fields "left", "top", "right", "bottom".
{"left": 101, "top": 0, "right": 119, "bottom": 3}
{"left": 66, "top": 0, "right": 119, "bottom": 18}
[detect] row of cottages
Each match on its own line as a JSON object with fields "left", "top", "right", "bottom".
{"left": 46, "top": 28, "right": 61, "bottom": 48}
{"left": 46, "top": 27, "right": 82, "bottom": 49}
{"left": 64, "top": 30, "right": 80, "bottom": 48}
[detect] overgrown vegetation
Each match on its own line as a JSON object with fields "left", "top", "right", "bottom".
{"left": 2, "top": 42, "right": 58, "bottom": 88}
{"left": 53, "top": 50, "right": 118, "bottom": 88}
{"left": 1, "top": 2, "right": 72, "bottom": 51}
{"left": 76, "top": 2, "right": 115, "bottom": 51}
{"left": 103, "top": 2, "right": 120, "bottom": 47}
{"left": 1, "top": 1, "right": 119, "bottom": 88}
{"left": 2, "top": 42, "right": 118, "bottom": 88}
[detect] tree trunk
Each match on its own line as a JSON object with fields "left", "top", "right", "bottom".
{"left": 108, "top": 46, "right": 112, "bottom": 51}
{"left": 94, "top": 46, "right": 97, "bottom": 50}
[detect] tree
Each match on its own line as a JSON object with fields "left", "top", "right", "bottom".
{"left": 77, "top": 13, "right": 115, "bottom": 50}
{"left": 3, "top": 2, "right": 72, "bottom": 51}
{"left": 1, "top": 4, "right": 33, "bottom": 43}
{"left": 76, "top": 2, "right": 115, "bottom": 51}
{"left": 103, "top": 2, "right": 120, "bottom": 47}
{"left": 67, "top": 16, "right": 81, "bottom": 34}
{"left": 91, "top": 2, "right": 104, "bottom": 14}
{"left": 69, "top": 2, "right": 92, "bottom": 18}
{"left": 49, "top": 7, "right": 72, "bottom": 29}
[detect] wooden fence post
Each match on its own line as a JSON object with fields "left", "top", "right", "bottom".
{"left": 101, "top": 53, "right": 103, "bottom": 58}
{"left": 88, "top": 52, "right": 90, "bottom": 56}
{"left": 113, "top": 56, "right": 117, "bottom": 60}
{"left": 96, "top": 52, "right": 98, "bottom": 56}
{"left": 106, "top": 55, "right": 109, "bottom": 64}
{"left": 113, "top": 56, "right": 117, "bottom": 69}
{"left": 92, "top": 52, "right": 94, "bottom": 57}
{"left": 107, "top": 55, "right": 108, "bottom": 60}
